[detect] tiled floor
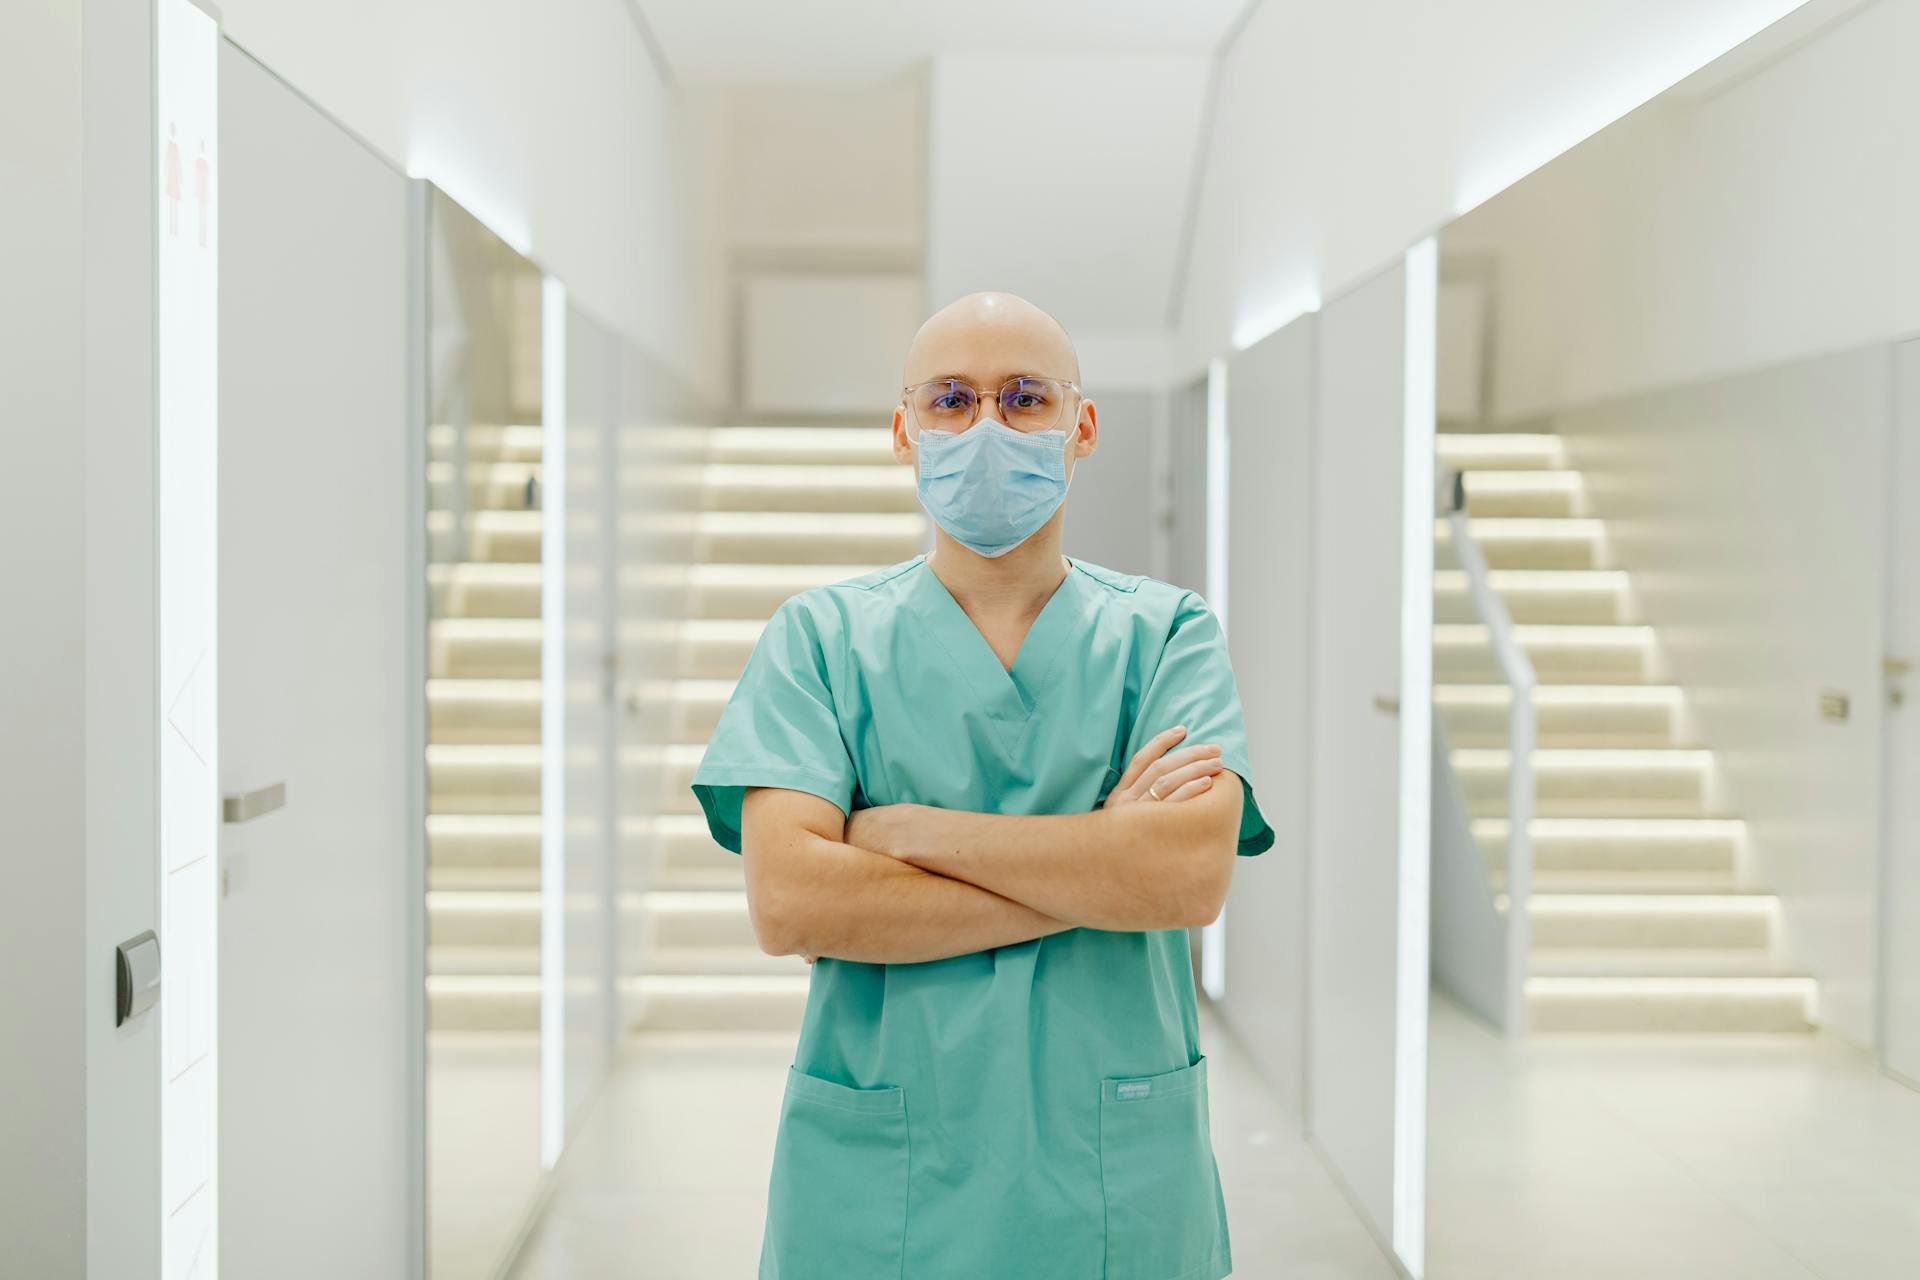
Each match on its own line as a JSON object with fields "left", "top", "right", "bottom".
{"left": 1427, "top": 990, "right": 1920, "bottom": 1279}
{"left": 481, "top": 992, "right": 1920, "bottom": 1279}
{"left": 506, "top": 1004, "right": 1399, "bottom": 1279}
{"left": 430, "top": 1032, "right": 545, "bottom": 1280}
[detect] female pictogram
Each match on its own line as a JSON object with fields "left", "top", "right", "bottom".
{"left": 164, "top": 122, "right": 182, "bottom": 238}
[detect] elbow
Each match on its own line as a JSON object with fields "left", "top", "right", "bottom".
{"left": 1167, "top": 821, "right": 1239, "bottom": 928}
{"left": 1174, "top": 854, "right": 1235, "bottom": 929}
{"left": 742, "top": 850, "right": 807, "bottom": 957}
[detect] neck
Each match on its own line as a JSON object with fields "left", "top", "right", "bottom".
{"left": 926, "top": 517, "right": 1069, "bottom": 618}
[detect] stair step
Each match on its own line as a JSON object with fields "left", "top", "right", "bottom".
{"left": 427, "top": 460, "right": 542, "bottom": 512}
{"left": 429, "top": 945, "right": 541, "bottom": 976}
{"left": 1432, "top": 570, "right": 1631, "bottom": 625}
{"left": 624, "top": 619, "right": 767, "bottom": 680}
{"left": 653, "top": 745, "right": 707, "bottom": 814}
{"left": 429, "top": 423, "right": 544, "bottom": 465}
{"left": 624, "top": 511, "right": 924, "bottom": 566}
{"left": 1453, "top": 748, "right": 1710, "bottom": 813}
{"left": 1529, "top": 947, "right": 1786, "bottom": 978}
{"left": 1522, "top": 893, "right": 1776, "bottom": 950}
{"left": 428, "top": 510, "right": 542, "bottom": 564}
{"left": 632, "top": 890, "right": 757, "bottom": 950}
{"left": 430, "top": 619, "right": 541, "bottom": 679}
{"left": 1437, "top": 433, "right": 1567, "bottom": 472}
{"left": 429, "top": 563, "right": 542, "bottom": 619}
{"left": 427, "top": 744, "right": 541, "bottom": 813}
{"left": 623, "top": 563, "right": 882, "bottom": 621}
{"left": 624, "top": 974, "right": 809, "bottom": 1032}
{"left": 428, "top": 890, "right": 540, "bottom": 947}
{"left": 626, "top": 678, "right": 731, "bottom": 743}
{"left": 630, "top": 814, "right": 742, "bottom": 889}
{"left": 1525, "top": 975, "right": 1815, "bottom": 1033}
{"left": 1459, "top": 470, "right": 1584, "bottom": 518}
{"left": 1491, "top": 868, "right": 1738, "bottom": 894}
{"left": 683, "top": 464, "right": 918, "bottom": 513}
{"left": 428, "top": 975, "right": 540, "bottom": 1032}
{"left": 643, "top": 946, "right": 807, "bottom": 977}
{"left": 1473, "top": 817, "right": 1741, "bottom": 874}
{"left": 428, "top": 678, "right": 541, "bottom": 743}
{"left": 428, "top": 813, "right": 541, "bottom": 871}
{"left": 704, "top": 427, "right": 901, "bottom": 466}
{"left": 1435, "top": 624, "right": 1654, "bottom": 684}
{"left": 1436, "top": 684, "right": 1680, "bottom": 747}
{"left": 1437, "top": 518, "right": 1605, "bottom": 570}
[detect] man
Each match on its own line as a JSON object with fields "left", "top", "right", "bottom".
{"left": 691, "top": 291, "right": 1273, "bottom": 1279}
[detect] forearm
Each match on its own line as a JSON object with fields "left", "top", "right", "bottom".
{"left": 856, "top": 785, "right": 1242, "bottom": 932}
{"left": 748, "top": 829, "right": 1072, "bottom": 964}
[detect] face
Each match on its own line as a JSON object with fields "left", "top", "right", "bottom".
{"left": 891, "top": 294, "right": 1098, "bottom": 481}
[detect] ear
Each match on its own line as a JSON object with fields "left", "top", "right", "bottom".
{"left": 890, "top": 404, "right": 915, "bottom": 465}
{"left": 1073, "top": 397, "right": 1098, "bottom": 459}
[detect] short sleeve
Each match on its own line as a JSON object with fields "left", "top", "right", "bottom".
{"left": 1129, "top": 592, "right": 1275, "bottom": 856}
{"left": 690, "top": 597, "right": 858, "bottom": 854}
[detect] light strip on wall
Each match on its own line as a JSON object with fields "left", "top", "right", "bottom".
{"left": 156, "top": 0, "right": 220, "bottom": 1270}
{"left": 1201, "top": 357, "right": 1230, "bottom": 1000}
{"left": 540, "top": 275, "right": 568, "bottom": 1169}
{"left": 1393, "top": 235, "right": 1438, "bottom": 1279}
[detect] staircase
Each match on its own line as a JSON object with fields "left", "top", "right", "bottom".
{"left": 1435, "top": 432, "right": 1817, "bottom": 1033}
{"left": 424, "top": 422, "right": 547, "bottom": 1033}
{"left": 621, "top": 427, "right": 926, "bottom": 1032}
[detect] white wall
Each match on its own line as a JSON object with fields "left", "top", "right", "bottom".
{"left": 214, "top": 0, "right": 694, "bottom": 388}
{"left": 0, "top": 0, "right": 86, "bottom": 1269}
{"left": 1063, "top": 388, "right": 1162, "bottom": 575}
{"left": 926, "top": 53, "right": 1210, "bottom": 390}
{"left": 678, "top": 76, "right": 925, "bottom": 416}
{"left": 85, "top": 0, "right": 167, "bottom": 1270}
{"left": 1445, "top": 0, "right": 1920, "bottom": 419}
{"left": 1554, "top": 350, "right": 1894, "bottom": 1047}
{"left": 1217, "top": 316, "right": 1317, "bottom": 1115}
{"left": 217, "top": 42, "right": 415, "bottom": 1275}
{"left": 1175, "top": 0, "right": 1811, "bottom": 372}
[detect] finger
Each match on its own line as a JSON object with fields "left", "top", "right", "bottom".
{"left": 1117, "top": 726, "right": 1187, "bottom": 791}
{"left": 1149, "top": 757, "right": 1225, "bottom": 796}
{"left": 1161, "top": 775, "right": 1215, "bottom": 803}
{"left": 1137, "top": 744, "right": 1222, "bottom": 794}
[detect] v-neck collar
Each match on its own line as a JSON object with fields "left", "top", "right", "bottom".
{"left": 911, "top": 555, "right": 1089, "bottom": 725}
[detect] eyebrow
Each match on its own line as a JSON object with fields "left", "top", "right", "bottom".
{"left": 915, "top": 372, "right": 1065, "bottom": 386}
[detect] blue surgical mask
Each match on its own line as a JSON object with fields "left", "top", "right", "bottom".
{"left": 914, "top": 418, "right": 1072, "bottom": 558}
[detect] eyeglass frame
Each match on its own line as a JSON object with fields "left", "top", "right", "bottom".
{"left": 899, "top": 374, "right": 1086, "bottom": 434}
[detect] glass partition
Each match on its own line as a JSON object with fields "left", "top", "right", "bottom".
{"left": 421, "top": 186, "right": 547, "bottom": 1280}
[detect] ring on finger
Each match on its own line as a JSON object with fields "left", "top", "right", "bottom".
{"left": 1148, "top": 782, "right": 1163, "bottom": 801}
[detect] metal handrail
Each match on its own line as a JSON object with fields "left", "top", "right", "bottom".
{"left": 1446, "top": 502, "right": 1537, "bottom": 1035}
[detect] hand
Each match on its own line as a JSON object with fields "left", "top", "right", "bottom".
{"left": 844, "top": 803, "right": 922, "bottom": 860}
{"left": 1103, "top": 726, "right": 1223, "bottom": 809}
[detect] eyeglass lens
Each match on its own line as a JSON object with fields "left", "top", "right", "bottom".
{"left": 909, "top": 378, "right": 1068, "bottom": 432}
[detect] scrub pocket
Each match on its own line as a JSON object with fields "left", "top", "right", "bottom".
{"left": 1098, "top": 1056, "right": 1228, "bottom": 1280}
{"left": 760, "top": 1066, "right": 909, "bottom": 1280}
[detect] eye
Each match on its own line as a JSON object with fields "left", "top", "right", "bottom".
{"left": 932, "top": 392, "right": 969, "bottom": 412}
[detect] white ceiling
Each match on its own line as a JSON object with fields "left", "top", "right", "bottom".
{"left": 638, "top": 0, "right": 1249, "bottom": 82}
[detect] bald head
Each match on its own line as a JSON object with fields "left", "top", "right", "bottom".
{"left": 903, "top": 291, "right": 1081, "bottom": 388}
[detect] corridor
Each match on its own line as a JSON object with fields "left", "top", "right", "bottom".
{"left": 507, "top": 1005, "right": 1399, "bottom": 1279}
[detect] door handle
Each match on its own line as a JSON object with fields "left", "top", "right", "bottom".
{"left": 223, "top": 782, "right": 287, "bottom": 824}
{"left": 1374, "top": 694, "right": 1401, "bottom": 717}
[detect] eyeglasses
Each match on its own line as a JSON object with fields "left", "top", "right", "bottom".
{"left": 902, "top": 375, "right": 1082, "bottom": 434}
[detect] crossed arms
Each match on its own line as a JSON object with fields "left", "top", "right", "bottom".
{"left": 739, "top": 728, "right": 1245, "bottom": 965}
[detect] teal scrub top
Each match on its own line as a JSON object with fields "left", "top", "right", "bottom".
{"left": 691, "top": 554, "right": 1274, "bottom": 1280}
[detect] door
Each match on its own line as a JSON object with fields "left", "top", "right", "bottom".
{"left": 1884, "top": 339, "right": 1920, "bottom": 1087}
{"left": 1307, "top": 243, "right": 1435, "bottom": 1276}
{"left": 217, "top": 38, "right": 416, "bottom": 1278}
